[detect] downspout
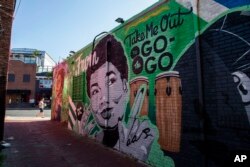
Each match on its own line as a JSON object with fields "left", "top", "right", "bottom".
{"left": 193, "top": 0, "right": 206, "bottom": 166}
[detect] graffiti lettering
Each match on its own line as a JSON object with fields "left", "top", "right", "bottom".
{"left": 74, "top": 52, "right": 99, "bottom": 76}
{"left": 125, "top": 22, "right": 160, "bottom": 47}
{"left": 124, "top": 7, "right": 192, "bottom": 47}
{"left": 146, "top": 22, "right": 159, "bottom": 39}
{"left": 141, "top": 35, "right": 168, "bottom": 57}
{"left": 126, "top": 128, "right": 153, "bottom": 146}
{"left": 126, "top": 8, "right": 192, "bottom": 75}
{"left": 125, "top": 7, "right": 193, "bottom": 75}
{"left": 131, "top": 34, "right": 173, "bottom": 74}
{"left": 160, "top": 7, "right": 193, "bottom": 32}
{"left": 154, "top": 35, "right": 168, "bottom": 53}
{"left": 158, "top": 52, "right": 173, "bottom": 71}
{"left": 145, "top": 57, "right": 156, "bottom": 74}
{"left": 132, "top": 51, "right": 173, "bottom": 74}
{"left": 141, "top": 40, "right": 152, "bottom": 57}
{"left": 124, "top": 29, "right": 146, "bottom": 47}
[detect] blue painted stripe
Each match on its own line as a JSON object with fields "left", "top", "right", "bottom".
{"left": 214, "top": 0, "right": 250, "bottom": 8}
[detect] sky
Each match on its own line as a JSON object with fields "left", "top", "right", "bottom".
{"left": 11, "top": 0, "right": 158, "bottom": 63}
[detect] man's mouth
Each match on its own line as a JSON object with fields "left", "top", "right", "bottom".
{"left": 101, "top": 108, "right": 112, "bottom": 119}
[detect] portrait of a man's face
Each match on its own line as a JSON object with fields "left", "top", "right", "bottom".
{"left": 86, "top": 34, "right": 128, "bottom": 130}
{"left": 90, "top": 62, "right": 127, "bottom": 129}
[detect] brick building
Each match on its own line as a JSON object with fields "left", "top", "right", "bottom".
{"left": 8, "top": 48, "right": 56, "bottom": 106}
{"left": 6, "top": 60, "right": 36, "bottom": 105}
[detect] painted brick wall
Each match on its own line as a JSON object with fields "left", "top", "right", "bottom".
{"left": 52, "top": 1, "right": 250, "bottom": 166}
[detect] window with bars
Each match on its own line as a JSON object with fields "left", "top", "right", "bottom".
{"left": 72, "top": 74, "right": 84, "bottom": 101}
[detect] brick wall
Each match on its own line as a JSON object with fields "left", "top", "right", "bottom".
{"left": 51, "top": 1, "right": 250, "bottom": 167}
{"left": 7, "top": 60, "right": 37, "bottom": 102}
{"left": 0, "top": 0, "right": 15, "bottom": 140}
{"left": 174, "top": 8, "right": 250, "bottom": 167}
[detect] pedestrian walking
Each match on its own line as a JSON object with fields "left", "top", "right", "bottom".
{"left": 37, "top": 98, "right": 45, "bottom": 118}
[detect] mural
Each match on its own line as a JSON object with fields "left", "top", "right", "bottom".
{"left": 51, "top": 62, "right": 68, "bottom": 121}
{"left": 202, "top": 11, "right": 250, "bottom": 123}
{"left": 52, "top": 0, "right": 250, "bottom": 166}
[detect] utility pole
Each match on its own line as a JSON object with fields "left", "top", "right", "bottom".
{"left": 0, "top": 0, "right": 15, "bottom": 141}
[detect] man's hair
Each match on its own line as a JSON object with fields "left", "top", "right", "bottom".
{"left": 86, "top": 34, "right": 128, "bottom": 97}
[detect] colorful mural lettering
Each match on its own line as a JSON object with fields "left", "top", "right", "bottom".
{"left": 52, "top": 0, "right": 250, "bottom": 166}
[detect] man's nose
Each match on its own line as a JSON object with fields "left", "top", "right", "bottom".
{"left": 99, "top": 91, "right": 108, "bottom": 109}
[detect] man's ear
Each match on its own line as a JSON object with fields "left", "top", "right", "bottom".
{"left": 122, "top": 79, "right": 128, "bottom": 92}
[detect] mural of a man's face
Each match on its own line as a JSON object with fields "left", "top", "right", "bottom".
{"left": 90, "top": 62, "right": 128, "bottom": 129}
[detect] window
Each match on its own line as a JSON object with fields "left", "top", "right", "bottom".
{"left": 8, "top": 74, "right": 15, "bottom": 82}
{"left": 13, "top": 54, "right": 20, "bottom": 58}
{"left": 24, "top": 56, "right": 36, "bottom": 64}
{"left": 23, "top": 74, "right": 30, "bottom": 82}
{"left": 72, "top": 74, "right": 84, "bottom": 101}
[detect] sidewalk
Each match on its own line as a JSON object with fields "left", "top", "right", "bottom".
{"left": 2, "top": 116, "right": 147, "bottom": 167}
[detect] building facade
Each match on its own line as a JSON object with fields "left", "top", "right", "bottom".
{"left": 7, "top": 48, "right": 56, "bottom": 106}
{"left": 7, "top": 60, "right": 36, "bottom": 104}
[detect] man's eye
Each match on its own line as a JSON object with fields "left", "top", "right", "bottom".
{"left": 107, "top": 73, "right": 117, "bottom": 86}
{"left": 108, "top": 78, "right": 116, "bottom": 86}
{"left": 91, "top": 89, "right": 99, "bottom": 96}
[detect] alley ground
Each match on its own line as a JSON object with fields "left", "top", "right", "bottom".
{"left": 1, "top": 109, "right": 147, "bottom": 167}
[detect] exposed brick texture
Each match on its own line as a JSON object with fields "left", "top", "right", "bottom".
{"left": 6, "top": 60, "right": 37, "bottom": 103}
{"left": 0, "top": 0, "right": 15, "bottom": 140}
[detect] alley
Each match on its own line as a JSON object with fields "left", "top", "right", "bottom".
{"left": 2, "top": 110, "right": 146, "bottom": 167}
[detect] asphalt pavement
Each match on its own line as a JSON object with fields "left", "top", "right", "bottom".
{"left": 1, "top": 109, "right": 147, "bottom": 167}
